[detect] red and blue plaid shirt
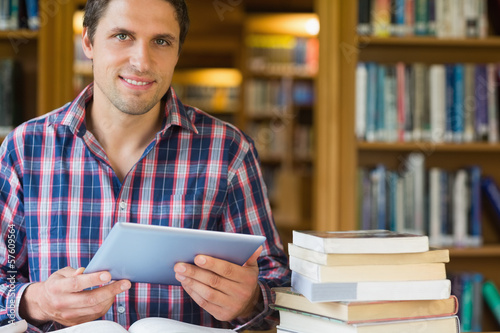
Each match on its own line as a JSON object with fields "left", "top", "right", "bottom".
{"left": 0, "top": 84, "right": 290, "bottom": 332}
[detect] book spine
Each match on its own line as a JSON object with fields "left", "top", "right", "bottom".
{"left": 396, "top": 62, "right": 406, "bottom": 141}
{"left": 481, "top": 176, "right": 500, "bottom": 232}
{"left": 358, "top": 0, "right": 373, "bottom": 35}
{"left": 444, "top": 64, "right": 455, "bottom": 142}
{"left": 460, "top": 273, "right": 473, "bottom": 332}
{"left": 0, "top": 0, "right": 9, "bottom": 30}
{"left": 405, "top": 0, "right": 415, "bottom": 36}
{"left": 471, "top": 273, "right": 484, "bottom": 332}
{"left": 376, "top": 65, "right": 386, "bottom": 141}
{"left": 475, "top": 64, "right": 489, "bottom": 140}
{"left": 429, "top": 168, "right": 442, "bottom": 247}
{"left": 429, "top": 64, "right": 446, "bottom": 143}
{"left": 452, "top": 64, "right": 465, "bottom": 143}
{"left": 488, "top": 63, "right": 499, "bottom": 143}
{"left": 356, "top": 63, "right": 368, "bottom": 140}
{"left": 385, "top": 65, "right": 398, "bottom": 142}
{"left": 468, "top": 166, "right": 482, "bottom": 247}
{"left": 414, "top": 0, "right": 428, "bottom": 35}
{"left": 463, "top": 64, "right": 475, "bottom": 142}
{"left": 366, "top": 62, "right": 378, "bottom": 142}
{"left": 24, "top": 0, "right": 38, "bottom": 30}
{"left": 393, "top": 0, "right": 406, "bottom": 36}
{"left": 373, "top": 0, "right": 391, "bottom": 37}
{"left": 483, "top": 280, "right": 500, "bottom": 325}
{"left": 427, "top": 0, "right": 436, "bottom": 35}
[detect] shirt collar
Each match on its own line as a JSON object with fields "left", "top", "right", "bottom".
{"left": 51, "top": 83, "right": 198, "bottom": 137}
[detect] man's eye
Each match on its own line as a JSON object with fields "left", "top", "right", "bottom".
{"left": 156, "top": 39, "right": 169, "bottom": 46}
{"left": 116, "top": 34, "right": 128, "bottom": 40}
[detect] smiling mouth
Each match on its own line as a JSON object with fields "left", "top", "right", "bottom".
{"left": 121, "top": 77, "right": 153, "bottom": 86}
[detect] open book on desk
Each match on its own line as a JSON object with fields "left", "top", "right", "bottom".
{"left": 56, "top": 318, "right": 235, "bottom": 333}
{"left": 55, "top": 318, "right": 235, "bottom": 332}
{"left": 0, "top": 318, "right": 235, "bottom": 333}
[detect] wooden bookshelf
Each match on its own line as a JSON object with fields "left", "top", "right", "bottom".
{"left": 240, "top": 13, "right": 317, "bottom": 241}
{"left": 314, "top": 0, "right": 500, "bottom": 330}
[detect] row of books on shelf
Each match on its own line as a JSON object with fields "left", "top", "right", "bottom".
{"left": 275, "top": 229, "right": 461, "bottom": 332}
{"left": 357, "top": 154, "right": 489, "bottom": 248}
{"left": 245, "top": 78, "right": 315, "bottom": 117}
{"left": 0, "top": 0, "right": 39, "bottom": 30}
{"left": 356, "top": 61, "right": 500, "bottom": 143}
{"left": 357, "top": 0, "right": 494, "bottom": 38}
{"left": 246, "top": 122, "right": 313, "bottom": 162}
{"left": 0, "top": 58, "right": 20, "bottom": 137}
{"left": 449, "top": 271, "right": 483, "bottom": 332}
{"left": 171, "top": 83, "right": 240, "bottom": 114}
{"left": 245, "top": 34, "right": 318, "bottom": 76}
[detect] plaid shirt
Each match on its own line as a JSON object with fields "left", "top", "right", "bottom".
{"left": 0, "top": 84, "right": 290, "bottom": 332}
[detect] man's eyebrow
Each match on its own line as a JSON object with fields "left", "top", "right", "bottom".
{"left": 108, "top": 27, "right": 178, "bottom": 42}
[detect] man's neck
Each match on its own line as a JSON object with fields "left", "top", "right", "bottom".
{"left": 85, "top": 99, "right": 165, "bottom": 182}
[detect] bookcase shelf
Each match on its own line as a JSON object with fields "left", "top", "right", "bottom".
{"left": 0, "top": 30, "right": 38, "bottom": 39}
{"left": 359, "top": 36, "right": 500, "bottom": 47}
{"left": 315, "top": 0, "right": 500, "bottom": 330}
{"left": 358, "top": 142, "right": 500, "bottom": 153}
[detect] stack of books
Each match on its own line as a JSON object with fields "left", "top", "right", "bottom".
{"left": 273, "top": 229, "right": 460, "bottom": 332}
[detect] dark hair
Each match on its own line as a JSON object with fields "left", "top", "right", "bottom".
{"left": 82, "top": 0, "right": 190, "bottom": 54}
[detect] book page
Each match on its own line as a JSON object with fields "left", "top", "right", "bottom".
{"left": 54, "top": 320, "right": 129, "bottom": 333}
{"left": 128, "top": 317, "right": 235, "bottom": 333}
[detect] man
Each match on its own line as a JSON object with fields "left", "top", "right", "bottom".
{"left": 0, "top": 0, "right": 290, "bottom": 331}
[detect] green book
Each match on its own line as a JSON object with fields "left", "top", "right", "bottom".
{"left": 483, "top": 280, "right": 500, "bottom": 325}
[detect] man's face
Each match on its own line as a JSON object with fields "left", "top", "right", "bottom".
{"left": 82, "top": 0, "right": 180, "bottom": 116}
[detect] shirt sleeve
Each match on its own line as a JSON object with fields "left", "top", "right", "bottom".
{"left": 0, "top": 136, "right": 31, "bottom": 327}
{"left": 223, "top": 137, "right": 291, "bottom": 331}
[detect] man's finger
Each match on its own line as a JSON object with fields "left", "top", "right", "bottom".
{"left": 58, "top": 270, "right": 112, "bottom": 293}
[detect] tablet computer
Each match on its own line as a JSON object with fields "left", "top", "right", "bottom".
{"left": 84, "top": 222, "right": 266, "bottom": 285}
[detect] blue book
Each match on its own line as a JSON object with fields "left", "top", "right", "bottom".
{"left": 374, "top": 164, "right": 387, "bottom": 230}
{"left": 393, "top": 0, "right": 406, "bottom": 36}
{"left": 453, "top": 64, "right": 465, "bottom": 142}
{"left": 445, "top": 64, "right": 455, "bottom": 142}
{"left": 376, "top": 64, "right": 386, "bottom": 141}
{"left": 481, "top": 176, "right": 500, "bottom": 233}
{"left": 24, "top": 0, "right": 38, "bottom": 30}
{"left": 365, "top": 62, "right": 378, "bottom": 142}
{"left": 468, "top": 166, "right": 482, "bottom": 247}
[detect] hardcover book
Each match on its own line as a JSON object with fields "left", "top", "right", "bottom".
{"left": 291, "top": 271, "right": 451, "bottom": 302}
{"left": 272, "top": 287, "right": 458, "bottom": 324}
{"left": 292, "top": 229, "right": 429, "bottom": 254}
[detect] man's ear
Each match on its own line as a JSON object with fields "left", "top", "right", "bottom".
{"left": 81, "top": 27, "right": 94, "bottom": 60}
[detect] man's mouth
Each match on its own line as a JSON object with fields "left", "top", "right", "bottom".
{"left": 121, "top": 77, "right": 153, "bottom": 86}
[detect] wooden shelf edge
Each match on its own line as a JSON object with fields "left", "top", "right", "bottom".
{"left": 356, "top": 35, "right": 500, "bottom": 48}
{"left": 357, "top": 141, "right": 500, "bottom": 152}
{"left": 0, "top": 30, "right": 38, "bottom": 40}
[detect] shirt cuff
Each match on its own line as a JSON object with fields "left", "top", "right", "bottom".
{"left": 231, "top": 280, "right": 276, "bottom": 331}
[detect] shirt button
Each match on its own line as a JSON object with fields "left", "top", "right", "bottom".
{"left": 117, "top": 306, "right": 126, "bottom": 314}
{"left": 119, "top": 201, "right": 127, "bottom": 210}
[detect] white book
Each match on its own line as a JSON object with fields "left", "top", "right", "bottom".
{"left": 429, "top": 64, "right": 446, "bottom": 143}
{"left": 478, "top": 0, "right": 488, "bottom": 38}
{"left": 277, "top": 309, "right": 459, "bottom": 333}
{"left": 287, "top": 243, "right": 450, "bottom": 266}
{"left": 453, "top": 169, "right": 468, "bottom": 247}
{"left": 356, "top": 63, "right": 368, "bottom": 140}
{"left": 291, "top": 271, "right": 452, "bottom": 302}
{"left": 429, "top": 168, "right": 443, "bottom": 247}
{"left": 292, "top": 230, "right": 429, "bottom": 254}
{"left": 289, "top": 255, "right": 446, "bottom": 283}
{"left": 407, "top": 152, "right": 425, "bottom": 235}
{"left": 56, "top": 317, "right": 234, "bottom": 332}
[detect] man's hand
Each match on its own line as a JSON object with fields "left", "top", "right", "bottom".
{"left": 174, "top": 246, "right": 263, "bottom": 322}
{"left": 19, "top": 266, "right": 131, "bottom": 327}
